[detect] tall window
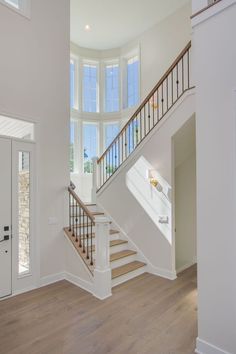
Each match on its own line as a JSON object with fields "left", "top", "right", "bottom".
{"left": 18, "top": 151, "right": 30, "bottom": 275}
{"left": 83, "top": 63, "right": 98, "bottom": 113}
{"left": 104, "top": 122, "right": 119, "bottom": 148}
{"left": 70, "top": 59, "right": 76, "bottom": 110}
{"left": 105, "top": 63, "right": 119, "bottom": 112}
{"left": 83, "top": 123, "right": 98, "bottom": 173}
{"left": 127, "top": 56, "right": 139, "bottom": 108}
{"left": 70, "top": 122, "right": 75, "bottom": 173}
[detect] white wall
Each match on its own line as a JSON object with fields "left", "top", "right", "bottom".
{"left": 175, "top": 152, "right": 196, "bottom": 273}
{"left": 193, "top": 2, "right": 236, "bottom": 353}
{"left": 98, "top": 92, "right": 195, "bottom": 276}
{"left": 137, "top": 3, "right": 192, "bottom": 99}
{"left": 0, "top": 1, "right": 70, "bottom": 280}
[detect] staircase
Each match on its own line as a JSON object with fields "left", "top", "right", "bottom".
{"left": 65, "top": 42, "right": 193, "bottom": 298}
{"left": 64, "top": 200, "right": 146, "bottom": 287}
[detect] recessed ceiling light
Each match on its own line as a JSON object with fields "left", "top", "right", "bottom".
{"left": 85, "top": 24, "right": 91, "bottom": 31}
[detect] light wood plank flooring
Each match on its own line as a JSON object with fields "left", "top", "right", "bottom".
{"left": 0, "top": 266, "right": 197, "bottom": 354}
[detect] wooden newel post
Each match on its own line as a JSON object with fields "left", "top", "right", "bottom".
{"left": 93, "top": 216, "right": 112, "bottom": 300}
{"left": 91, "top": 157, "right": 99, "bottom": 204}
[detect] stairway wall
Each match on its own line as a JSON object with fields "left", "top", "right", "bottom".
{"left": 98, "top": 91, "right": 195, "bottom": 277}
{"left": 193, "top": 1, "right": 236, "bottom": 353}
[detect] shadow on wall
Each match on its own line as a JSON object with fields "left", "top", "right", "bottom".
{"left": 126, "top": 155, "right": 172, "bottom": 244}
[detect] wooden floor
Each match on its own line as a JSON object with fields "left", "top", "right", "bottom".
{"left": 0, "top": 266, "right": 197, "bottom": 354}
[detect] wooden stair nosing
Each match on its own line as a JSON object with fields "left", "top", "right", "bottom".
{"left": 110, "top": 250, "right": 137, "bottom": 262}
{"left": 112, "top": 261, "right": 146, "bottom": 279}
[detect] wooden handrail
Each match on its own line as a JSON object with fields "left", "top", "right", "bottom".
{"left": 68, "top": 186, "right": 95, "bottom": 224}
{"left": 191, "top": 0, "right": 222, "bottom": 19}
{"left": 97, "top": 41, "right": 191, "bottom": 163}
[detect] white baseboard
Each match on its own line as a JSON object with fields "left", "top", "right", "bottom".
{"left": 176, "top": 259, "right": 197, "bottom": 274}
{"left": 148, "top": 264, "right": 177, "bottom": 280}
{"left": 0, "top": 285, "right": 37, "bottom": 301}
{"left": 39, "top": 272, "right": 64, "bottom": 287}
{"left": 196, "top": 338, "right": 232, "bottom": 354}
{"left": 64, "top": 271, "right": 94, "bottom": 296}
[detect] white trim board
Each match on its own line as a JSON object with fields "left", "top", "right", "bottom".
{"left": 196, "top": 338, "right": 233, "bottom": 354}
{"left": 191, "top": 0, "right": 236, "bottom": 28}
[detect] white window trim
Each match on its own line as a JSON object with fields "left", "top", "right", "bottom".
{"left": 0, "top": 0, "right": 31, "bottom": 19}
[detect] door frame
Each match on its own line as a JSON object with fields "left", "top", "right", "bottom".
{"left": 0, "top": 134, "right": 38, "bottom": 299}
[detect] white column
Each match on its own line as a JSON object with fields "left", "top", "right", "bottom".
{"left": 93, "top": 216, "right": 112, "bottom": 300}
{"left": 91, "top": 157, "right": 99, "bottom": 204}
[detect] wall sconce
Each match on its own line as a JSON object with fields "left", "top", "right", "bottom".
{"left": 148, "top": 170, "right": 163, "bottom": 192}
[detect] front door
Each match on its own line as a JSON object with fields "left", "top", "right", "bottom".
{"left": 0, "top": 137, "right": 36, "bottom": 298}
{"left": 0, "top": 137, "right": 12, "bottom": 298}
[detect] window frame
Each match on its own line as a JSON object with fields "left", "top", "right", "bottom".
{"left": 0, "top": 0, "right": 31, "bottom": 19}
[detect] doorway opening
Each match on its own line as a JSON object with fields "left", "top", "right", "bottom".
{"left": 173, "top": 115, "right": 197, "bottom": 274}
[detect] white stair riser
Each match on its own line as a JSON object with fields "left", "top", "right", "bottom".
{"left": 112, "top": 266, "right": 147, "bottom": 287}
{"left": 110, "top": 243, "right": 129, "bottom": 254}
{"left": 77, "top": 235, "right": 120, "bottom": 249}
{"left": 110, "top": 254, "right": 137, "bottom": 269}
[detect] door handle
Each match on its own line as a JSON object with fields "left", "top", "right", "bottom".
{"left": 0, "top": 235, "right": 9, "bottom": 243}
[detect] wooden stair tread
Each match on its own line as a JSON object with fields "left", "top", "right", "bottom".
{"left": 110, "top": 250, "right": 137, "bottom": 262}
{"left": 110, "top": 239, "right": 128, "bottom": 247}
{"left": 85, "top": 203, "right": 96, "bottom": 206}
{"left": 112, "top": 261, "right": 146, "bottom": 279}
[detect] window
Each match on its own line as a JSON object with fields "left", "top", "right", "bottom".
{"left": 70, "top": 122, "right": 75, "bottom": 173}
{"left": 83, "top": 63, "right": 99, "bottom": 113}
{"left": 0, "top": 0, "right": 31, "bottom": 18}
{"left": 83, "top": 123, "right": 98, "bottom": 173}
{"left": 18, "top": 151, "right": 30, "bottom": 275}
{"left": 104, "top": 122, "right": 119, "bottom": 149}
{"left": 127, "top": 56, "right": 139, "bottom": 108}
{"left": 105, "top": 63, "right": 119, "bottom": 112}
{"left": 70, "top": 59, "right": 76, "bottom": 110}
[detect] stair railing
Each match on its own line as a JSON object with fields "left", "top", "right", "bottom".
{"left": 96, "top": 41, "right": 192, "bottom": 191}
{"left": 68, "top": 184, "right": 95, "bottom": 266}
{"left": 67, "top": 183, "right": 112, "bottom": 299}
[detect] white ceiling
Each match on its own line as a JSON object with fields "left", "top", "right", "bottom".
{"left": 70, "top": 0, "right": 190, "bottom": 50}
